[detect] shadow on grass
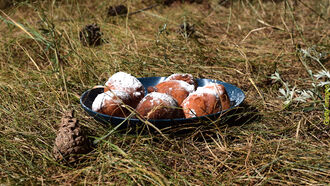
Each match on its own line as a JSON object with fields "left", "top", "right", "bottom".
{"left": 165, "top": 102, "right": 261, "bottom": 138}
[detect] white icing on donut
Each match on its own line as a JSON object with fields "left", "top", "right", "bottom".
{"left": 141, "top": 92, "right": 177, "bottom": 107}
{"left": 92, "top": 90, "right": 130, "bottom": 112}
{"left": 105, "top": 72, "right": 144, "bottom": 93}
{"left": 175, "top": 80, "right": 195, "bottom": 93}
{"left": 193, "top": 83, "right": 224, "bottom": 98}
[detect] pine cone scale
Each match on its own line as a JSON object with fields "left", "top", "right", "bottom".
{"left": 53, "top": 111, "right": 91, "bottom": 163}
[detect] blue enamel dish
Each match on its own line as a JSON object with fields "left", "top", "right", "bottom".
{"left": 80, "top": 77, "right": 245, "bottom": 127}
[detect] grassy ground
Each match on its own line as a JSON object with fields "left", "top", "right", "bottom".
{"left": 0, "top": 0, "right": 329, "bottom": 185}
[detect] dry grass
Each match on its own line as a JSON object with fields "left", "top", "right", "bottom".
{"left": 0, "top": 0, "right": 329, "bottom": 185}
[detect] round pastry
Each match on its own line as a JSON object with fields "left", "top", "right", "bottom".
{"left": 92, "top": 90, "right": 131, "bottom": 117}
{"left": 136, "top": 92, "right": 184, "bottom": 119}
{"left": 201, "top": 83, "right": 231, "bottom": 110}
{"left": 181, "top": 90, "right": 221, "bottom": 118}
{"left": 105, "top": 72, "right": 145, "bottom": 108}
{"left": 165, "top": 73, "right": 198, "bottom": 90}
{"left": 147, "top": 80, "right": 195, "bottom": 105}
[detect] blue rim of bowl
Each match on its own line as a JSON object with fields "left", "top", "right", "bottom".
{"left": 80, "top": 77, "right": 245, "bottom": 124}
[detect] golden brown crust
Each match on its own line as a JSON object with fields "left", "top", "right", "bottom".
{"left": 136, "top": 92, "right": 184, "bottom": 119}
{"left": 166, "top": 74, "right": 198, "bottom": 90}
{"left": 147, "top": 86, "right": 157, "bottom": 93}
{"left": 99, "top": 99, "right": 130, "bottom": 117}
{"left": 150, "top": 80, "right": 194, "bottom": 105}
{"left": 203, "top": 84, "right": 231, "bottom": 110}
{"left": 181, "top": 93, "right": 221, "bottom": 118}
{"left": 93, "top": 91, "right": 132, "bottom": 117}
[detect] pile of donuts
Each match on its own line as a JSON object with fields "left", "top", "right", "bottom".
{"left": 91, "top": 72, "right": 230, "bottom": 119}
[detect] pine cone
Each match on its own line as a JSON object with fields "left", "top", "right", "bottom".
{"left": 162, "top": 0, "right": 177, "bottom": 6}
{"left": 187, "top": 0, "right": 203, "bottom": 3}
{"left": 53, "top": 111, "right": 91, "bottom": 163}
{"left": 0, "top": 0, "right": 11, "bottom": 9}
{"left": 158, "top": 0, "right": 203, "bottom": 6}
{"left": 79, "top": 23, "right": 102, "bottom": 46}
{"left": 108, "top": 5, "right": 128, "bottom": 16}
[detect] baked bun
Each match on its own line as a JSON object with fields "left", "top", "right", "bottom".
{"left": 105, "top": 72, "right": 145, "bottom": 108}
{"left": 201, "top": 83, "right": 230, "bottom": 110}
{"left": 181, "top": 90, "right": 221, "bottom": 118}
{"left": 166, "top": 73, "right": 198, "bottom": 90}
{"left": 147, "top": 80, "right": 195, "bottom": 105}
{"left": 136, "top": 92, "right": 184, "bottom": 119}
{"left": 92, "top": 90, "right": 131, "bottom": 117}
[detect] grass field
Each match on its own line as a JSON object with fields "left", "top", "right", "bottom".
{"left": 0, "top": 0, "right": 329, "bottom": 185}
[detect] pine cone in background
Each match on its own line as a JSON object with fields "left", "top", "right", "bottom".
{"left": 108, "top": 5, "right": 128, "bottom": 16}
{"left": 162, "top": 0, "right": 176, "bottom": 6}
{"left": 0, "top": 0, "right": 10, "bottom": 9}
{"left": 79, "top": 23, "right": 102, "bottom": 46}
{"left": 160, "top": 0, "right": 203, "bottom": 6}
{"left": 53, "top": 111, "right": 91, "bottom": 163}
{"left": 178, "top": 22, "right": 195, "bottom": 38}
{"left": 187, "top": 0, "right": 203, "bottom": 4}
